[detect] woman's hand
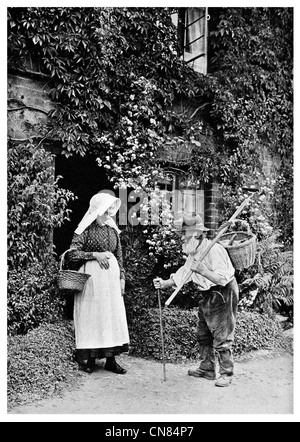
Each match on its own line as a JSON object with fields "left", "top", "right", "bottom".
{"left": 120, "top": 278, "right": 125, "bottom": 296}
{"left": 93, "top": 252, "right": 110, "bottom": 269}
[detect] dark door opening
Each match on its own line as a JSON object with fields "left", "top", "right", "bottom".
{"left": 53, "top": 154, "right": 114, "bottom": 320}
{"left": 53, "top": 154, "right": 113, "bottom": 258}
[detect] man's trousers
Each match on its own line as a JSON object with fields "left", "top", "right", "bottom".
{"left": 196, "top": 278, "right": 239, "bottom": 377}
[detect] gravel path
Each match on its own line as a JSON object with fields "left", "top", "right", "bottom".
{"left": 8, "top": 348, "right": 293, "bottom": 416}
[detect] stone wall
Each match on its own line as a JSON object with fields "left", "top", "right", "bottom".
{"left": 7, "top": 73, "right": 54, "bottom": 140}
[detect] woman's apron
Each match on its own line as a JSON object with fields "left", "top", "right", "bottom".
{"left": 73, "top": 252, "right": 129, "bottom": 350}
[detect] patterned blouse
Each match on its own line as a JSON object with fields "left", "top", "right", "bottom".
{"left": 65, "top": 221, "right": 125, "bottom": 280}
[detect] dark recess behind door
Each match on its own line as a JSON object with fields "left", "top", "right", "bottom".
{"left": 53, "top": 154, "right": 113, "bottom": 258}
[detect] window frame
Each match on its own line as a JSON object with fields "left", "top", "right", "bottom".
{"left": 173, "top": 7, "right": 209, "bottom": 75}
{"left": 156, "top": 170, "right": 205, "bottom": 219}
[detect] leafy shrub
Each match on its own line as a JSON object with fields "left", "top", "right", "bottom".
{"left": 233, "top": 311, "right": 291, "bottom": 356}
{"left": 122, "top": 222, "right": 205, "bottom": 316}
{"left": 7, "top": 257, "right": 66, "bottom": 336}
{"left": 7, "top": 140, "right": 75, "bottom": 270}
{"left": 128, "top": 307, "right": 199, "bottom": 362}
{"left": 128, "top": 307, "right": 291, "bottom": 361}
{"left": 122, "top": 226, "right": 159, "bottom": 320}
{"left": 7, "top": 140, "right": 75, "bottom": 335}
{"left": 7, "top": 321, "right": 79, "bottom": 409}
{"left": 238, "top": 231, "right": 293, "bottom": 320}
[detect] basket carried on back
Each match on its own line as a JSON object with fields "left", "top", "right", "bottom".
{"left": 218, "top": 220, "right": 257, "bottom": 270}
{"left": 57, "top": 249, "right": 91, "bottom": 293}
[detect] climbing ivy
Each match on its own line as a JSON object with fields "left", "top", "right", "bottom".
{"left": 8, "top": 7, "right": 194, "bottom": 189}
{"left": 7, "top": 7, "right": 293, "bottom": 243}
{"left": 176, "top": 7, "right": 293, "bottom": 243}
{"left": 205, "top": 8, "right": 293, "bottom": 242}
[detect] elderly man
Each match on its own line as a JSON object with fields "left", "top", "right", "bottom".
{"left": 153, "top": 213, "right": 239, "bottom": 387}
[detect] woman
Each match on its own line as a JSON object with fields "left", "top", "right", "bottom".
{"left": 66, "top": 192, "right": 129, "bottom": 374}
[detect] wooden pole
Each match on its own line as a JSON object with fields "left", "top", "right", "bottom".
{"left": 157, "top": 288, "right": 167, "bottom": 381}
{"left": 165, "top": 192, "right": 256, "bottom": 307}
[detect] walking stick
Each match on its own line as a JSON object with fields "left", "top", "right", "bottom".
{"left": 165, "top": 191, "right": 257, "bottom": 307}
{"left": 157, "top": 287, "right": 167, "bottom": 382}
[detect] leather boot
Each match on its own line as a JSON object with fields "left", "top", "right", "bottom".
{"left": 188, "top": 345, "right": 216, "bottom": 380}
{"left": 84, "top": 357, "right": 96, "bottom": 374}
{"left": 215, "top": 375, "right": 233, "bottom": 387}
{"left": 105, "top": 357, "right": 127, "bottom": 374}
{"left": 188, "top": 368, "right": 216, "bottom": 380}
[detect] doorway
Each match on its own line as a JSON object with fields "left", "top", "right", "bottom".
{"left": 53, "top": 154, "right": 113, "bottom": 258}
{"left": 53, "top": 154, "right": 113, "bottom": 319}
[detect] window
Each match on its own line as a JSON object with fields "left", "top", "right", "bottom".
{"left": 177, "top": 175, "right": 204, "bottom": 216}
{"left": 172, "top": 7, "right": 209, "bottom": 75}
{"left": 157, "top": 172, "right": 205, "bottom": 218}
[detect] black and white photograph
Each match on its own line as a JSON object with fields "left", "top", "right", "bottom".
{"left": 4, "top": 1, "right": 297, "bottom": 424}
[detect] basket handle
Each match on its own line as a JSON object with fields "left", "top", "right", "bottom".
{"left": 230, "top": 219, "right": 252, "bottom": 234}
{"left": 228, "top": 233, "right": 238, "bottom": 246}
{"left": 59, "top": 248, "right": 77, "bottom": 271}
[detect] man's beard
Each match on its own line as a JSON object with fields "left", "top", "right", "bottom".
{"left": 182, "top": 235, "right": 201, "bottom": 255}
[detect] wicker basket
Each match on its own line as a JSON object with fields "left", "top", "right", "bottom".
{"left": 57, "top": 249, "right": 91, "bottom": 293}
{"left": 218, "top": 221, "right": 257, "bottom": 270}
